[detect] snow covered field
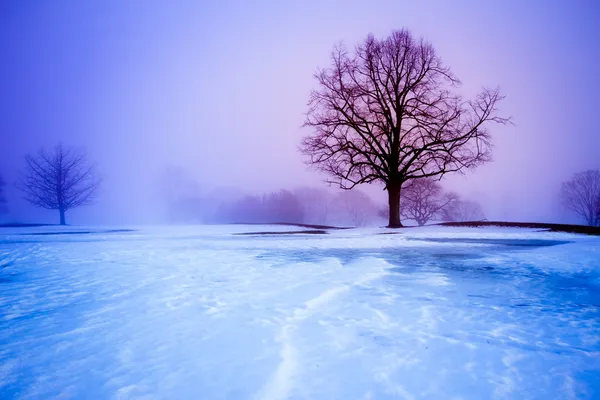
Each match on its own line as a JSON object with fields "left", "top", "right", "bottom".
{"left": 1, "top": 225, "right": 599, "bottom": 399}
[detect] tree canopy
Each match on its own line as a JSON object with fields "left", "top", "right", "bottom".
{"left": 301, "top": 29, "right": 508, "bottom": 227}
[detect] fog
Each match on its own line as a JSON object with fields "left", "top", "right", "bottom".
{"left": 1, "top": 0, "right": 599, "bottom": 225}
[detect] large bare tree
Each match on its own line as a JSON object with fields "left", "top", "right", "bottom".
{"left": 301, "top": 29, "right": 508, "bottom": 227}
{"left": 560, "top": 169, "right": 600, "bottom": 227}
{"left": 400, "top": 178, "right": 458, "bottom": 226}
{"left": 17, "top": 144, "right": 100, "bottom": 225}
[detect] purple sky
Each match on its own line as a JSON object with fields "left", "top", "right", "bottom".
{"left": 1, "top": 0, "right": 599, "bottom": 224}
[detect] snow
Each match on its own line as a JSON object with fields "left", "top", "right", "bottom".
{"left": 1, "top": 225, "right": 599, "bottom": 399}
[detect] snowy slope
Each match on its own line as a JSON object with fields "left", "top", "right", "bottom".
{"left": 0, "top": 225, "right": 599, "bottom": 399}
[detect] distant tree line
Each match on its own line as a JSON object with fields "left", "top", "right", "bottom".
{"left": 161, "top": 186, "right": 381, "bottom": 227}
{"left": 160, "top": 175, "right": 487, "bottom": 228}
{"left": 216, "top": 190, "right": 305, "bottom": 224}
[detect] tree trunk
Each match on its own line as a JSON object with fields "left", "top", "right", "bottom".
{"left": 59, "top": 208, "right": 66, "bottom": 225}
{"left": 387, "top": 183, "right": 403, "bottom": 228}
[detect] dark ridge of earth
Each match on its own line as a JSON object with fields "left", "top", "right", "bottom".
{"left": 229, "top": 222, "right": 351, "bottom": 230}
{"left": 407, "top": 237, "right": 573, "bottom": 247}
{"left": 235, "top": 230, "right": 328, "bottom": 236}
{"left": 439, "top": 221, "right": 600, "bottom": 236}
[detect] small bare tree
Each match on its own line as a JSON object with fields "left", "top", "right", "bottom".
{"left": 400, "top": 178, "right": 458, "bottom": 226}
{"left": 17, "top": 144, "right": 100, "bottom": 225}
{"left": 560, "top": 169, "right": 600, "bottom": 227}
{"left": 301, "top": 29, "right": 509, "bottom": 227}
{"left": 0, "top": 173, "right": 7, "bottom": 215}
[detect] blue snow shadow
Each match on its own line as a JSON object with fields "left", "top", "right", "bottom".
{"left": 18, "top": 229, "right": 136, "bottom": 236}
{"left": 253, "top": 237, "right": 600, "bottom": 310}
{"left": 254, "top": 237, "right": 573, "bottom": 269}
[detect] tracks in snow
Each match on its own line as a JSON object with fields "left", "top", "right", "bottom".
{"left": 257, "top": 270, "right": 386, "bottom": 400}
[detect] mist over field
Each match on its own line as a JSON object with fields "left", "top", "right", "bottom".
{"left": 1, "top": 0, "right": 599, "bottom": 226}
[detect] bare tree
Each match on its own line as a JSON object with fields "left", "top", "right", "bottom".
{"left": 0, "top": 174, "right": 7, "bottom": 215}
{"left": 17, "top": 144, "right": 100, "bottom": 225}
{"left": 560, "top": 169, "right": 600, "bottom": 227}
{"left": 301, "top": 29, "right": 509, "bottom": 227}
{"left": 400, "top": 178, "right": 458, "bottom": 226}
{"left": 441, "top": 198, "right": 486, "bottom": 222}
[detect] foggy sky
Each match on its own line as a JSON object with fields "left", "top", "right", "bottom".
{"left": 1, "top": 0, "right": 599, "bottom": 225}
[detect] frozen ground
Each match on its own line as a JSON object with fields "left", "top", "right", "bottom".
{"left": 0, "top": 225, "right": 599, "bottom": 399}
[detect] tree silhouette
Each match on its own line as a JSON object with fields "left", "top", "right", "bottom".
{"left": 400, "top": 179, "right": 458, "bottom": 226}
{"left": 301, "top": 29, "right": 508, "bottom": 227}
{"left": 0, "top": 174, "right": 7, "bottom": 215}
{"left": 561, "top": 169, "right": 600, "bottom": 227}
{"left": 17, "top": 144, "right": 100, "bottom": 225}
